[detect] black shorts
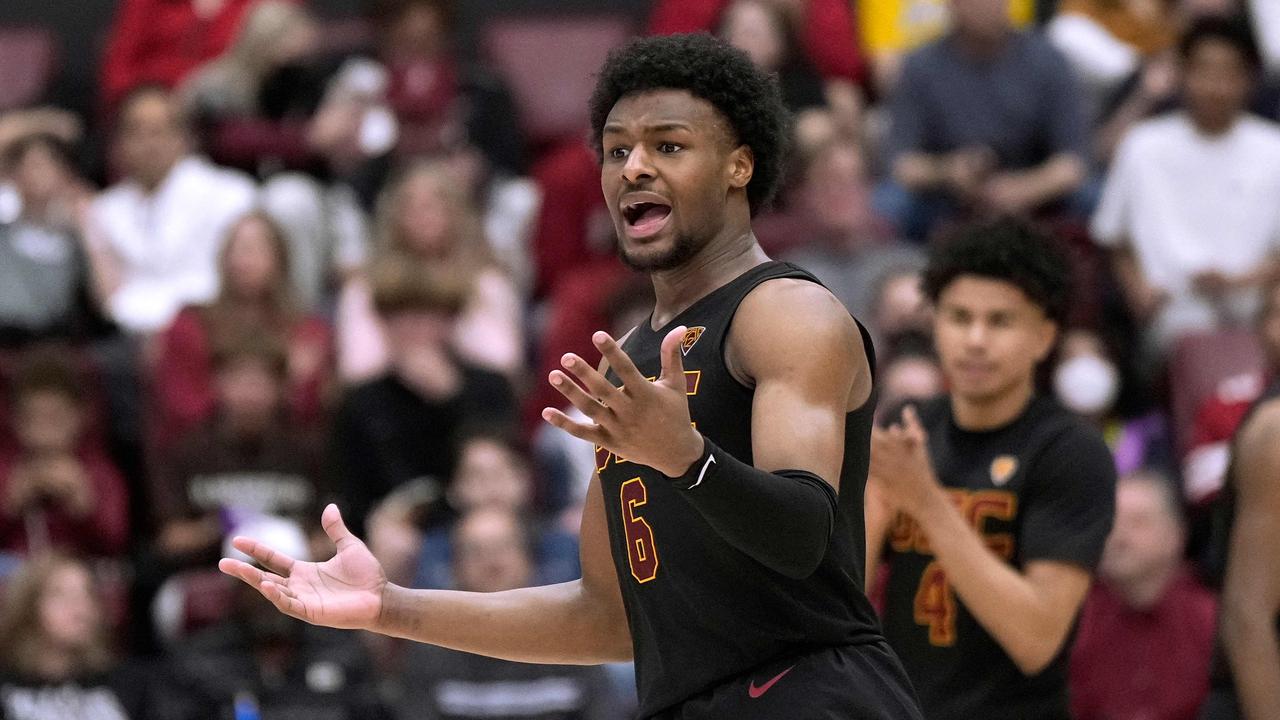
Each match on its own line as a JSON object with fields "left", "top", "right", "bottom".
{"left": 649, "top": 641, "right": 924, "bottom": 720}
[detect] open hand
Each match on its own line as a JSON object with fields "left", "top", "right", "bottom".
{"left": 869, "top": 406, "right": 942, "bottom": 517}
{"left": 219, "top": 504, "right": 387, "bottom": 631}
{"left": 542, "top": 328, "right": 703, "bottom": 478}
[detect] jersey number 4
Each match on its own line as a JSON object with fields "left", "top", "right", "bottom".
{"left": 620, "top": 478, "right": 659, "bottom": 583}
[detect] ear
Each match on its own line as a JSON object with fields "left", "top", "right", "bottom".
{"left": 1033, "top": 318, "right": 1060, "bottom": 363}
{"left": 726, "top": 144, "right": 754, "bottom": 190}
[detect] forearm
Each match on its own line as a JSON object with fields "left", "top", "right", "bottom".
{"left": 671, "top": 436, "right": 835, "bottom": 580}
{"left": 911, "top": 488, "right": 1066, "bottom": 674}
{"left": 1222, "top": 596, "right": 1280, "bottom": 718}
{"left": 892, "top": 153, "right": 947, "bottom": 191}
{"left": 1001, "top": 154, "right": 1085, "bottom": 207}
{"left": 375, "top": 579, "right": 632, "bottom": 665}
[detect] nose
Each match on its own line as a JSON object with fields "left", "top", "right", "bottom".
{"left": 963, "top": 320, "right": 988, "bottom": 349}
{"left": 621, "top": 145, "right": 655, "bottom": 185}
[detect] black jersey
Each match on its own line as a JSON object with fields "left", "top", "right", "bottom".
{"left": 596, "top": 261, "right": 886, "bottom": 718}
{"left": 880, "top": 395, "right": 1116, "bottom": 720}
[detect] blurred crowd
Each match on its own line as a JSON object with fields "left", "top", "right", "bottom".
{"left": 0, "top": 0, "right": 1278, "bottom": 718}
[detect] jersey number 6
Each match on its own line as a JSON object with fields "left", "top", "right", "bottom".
{"left": 620, "top": 478, "right": 660, "bottom": 583}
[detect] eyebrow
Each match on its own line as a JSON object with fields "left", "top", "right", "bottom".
{"left": 602, "top": 121, "right": 696, "bottom": 135}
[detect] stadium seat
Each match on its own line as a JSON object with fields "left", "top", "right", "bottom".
{"left": 481, "top": 14, "right": 634, "bottom": 147}
{"left": 1168, "top": 329, "right": 1266, "bottom": 458}
{"left": 0, "top": 26, "right": 59, "bottom": 111}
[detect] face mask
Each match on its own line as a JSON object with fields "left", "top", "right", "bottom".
{"left": 1054, "top": 354, "right": 1120, "bottom": 416}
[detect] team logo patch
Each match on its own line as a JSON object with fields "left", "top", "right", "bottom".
{"left": 680, "top": 326, "right": 706, "bottom": 356}
{"left": 990, "top": 455, "right": 1019, "bottom": 487}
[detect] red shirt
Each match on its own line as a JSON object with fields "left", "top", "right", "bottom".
{"left": 152, "top": 306, "right": 333, "bottom": 450}
{"left": 648, "top": 0, "right": 866, "bottom": 83}
{"left": 100, "top": 0, "right": 272, "bottom": 107}
{"left": 1070, "top": 569, "right": 1218, "bottom": 720}
{"left": 0, "top": 448, "right": 130, "bottom": 557}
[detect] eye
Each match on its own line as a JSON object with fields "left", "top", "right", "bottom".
{"left": 608, "top": 147, "right": 629, "bottom": 160}
{"left": 657, "top": 142, "right": 682, "bottom": 154}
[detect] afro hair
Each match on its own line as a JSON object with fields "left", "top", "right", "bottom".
{"left": 922, "top": 218, "right": 1073, "bottom": 326}
{"left": 588, "top": 32, "right": 791, "bottom": 216}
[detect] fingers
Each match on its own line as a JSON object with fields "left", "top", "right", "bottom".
{"left": 558, "top": 353, "right": 624, "bottom": 407}
{"left": 541, "top": 406, "right": 607, "bottom": 445}
{"left": 592, "top": 332, "right": 647, "bottom": 388}
{"left": 322, "top": 504, "right": 361, "bottom": 553}
{"left": 657, "top": 326, "right": 687, "bottom": 389}
{"left": 901, "top": 405, "right": 927, "bottom": 445}
{"left": 258, "top": 580, "right": 307, "bottom": 619}
{"left": 549, "top": 369, "right": 614, "bottom": 422}
{"left": 230, "top": 536, "right": 295, "bottom": 575}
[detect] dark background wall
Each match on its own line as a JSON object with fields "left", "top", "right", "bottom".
{"left": 0, "top": 0, "right": 652, "bottom": 119}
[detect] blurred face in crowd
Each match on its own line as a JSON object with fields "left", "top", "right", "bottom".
{"left": 880, "top": 354, "right": 945, "bottom": 411}
{"left": 720, "top": 0, "right": 787, "bottom": 72}
{"left": 801, "top": 140, "right": 875, "bottom": 240}
{"left": 396, "top": 171, "right": 455, "bottom": 256}
{"left": 216, "top": 357, "right": 283, "bottom": 432}
{"left": 602, "top": 90, "right": 753, "bottom": 272}
{"left": 11, "top": 141, "right": 73, "bottom": 211}
{"left": 933, "top": 276, "right": 1057, "bottom": 405}
{"left": 15, "top": 390, "right": 83, "bottom": 455}
{"left": 453, "top": 509, "right": 533, "bottom": 593}
{"left": 384, "top": 2, "right": 447, "bottom": 63}
{"left": 1100, "top": 475, "right": 1184, "bottom": 602}
{"left": 37, "top": 562, "right": 100, "bottom": 653}
{"left": 1183, "top": 37, "right": 1253, "bottom": 134}
{"left": 875, "top": 271, "right": 932, "bottom": 338}
{"left": 950, "top": 0, "right": 1012, "bottom": 45}
{"left": 450, "top": 438, "right": 532, "bottom": 513}
{"left": 115, "top": 90, "right": 187, "bottom": 190}
{"left": 223, "top": 215, "right": 286, "bottom": 301}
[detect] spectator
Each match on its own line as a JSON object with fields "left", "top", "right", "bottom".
{"left": 331, "top": 261, "right": 516, "bottom": 535}
{"left": 370, "top": 431, "right": 580, "bottom": 590}
{"left": 1070, "top": 471, "right": 1217, "bottom": 720}
{"left": 84, "top": 86, "right": 258, "bottom": 335}
{"left": 152, "top": 333, "right": 325, "bottom": 566}
{"left": 0, "top": 554, "right": 149, "bottom": 720}
{"left": 391, "top": 508, "right": 615, "bottom": 720}
{"left": 1091, "top": 17, "right": 1280, "bottom": 354}
{"left": 883, "top": 0, "right": 1089, "bottom": 241}
{"left": 876, "top": 330, "right": 945, "bottom": 418}
{"left": 0, "top": 353, "right": 128, "bottom": 558}
{"left": 337, "top": 160, "right": 523, "bottom": 380}
{"left": 776, "top": 132, "right": 923, "bottom": 321}
{"left": 178, "top": 0, "right": 320, "bottom": 124}
{"left": 1052, "top": 327, "right": 1173, "bottom": 475}
{"left": 0, "top": 134, "right": 106, "bottom": 349}
{"left": 153, "top": 211, "right": 332, "bottom": 449}
{"left": 164, "top": 532, "right": 389, "bottom": 720}
{"left": 869, "top": 265, "right": 932, "bottom": 346}
{"left": 857, "top": 0, "right": 1036, "bottom": 92}
{"left": 1182, "top": 279, "right": 1280, "bottom": 505}
{"left": 717, "top": 1, "right": 837, "bottom": 114}
{"left": 99, "top": 0, "right": 270, "bottom": 109}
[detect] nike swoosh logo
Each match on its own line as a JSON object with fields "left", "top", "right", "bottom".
{"left": 747, "top": 665, "right": 795, "bottom": 699}
{"left": 687, "top": 454, "right": 716, "bottom": 490}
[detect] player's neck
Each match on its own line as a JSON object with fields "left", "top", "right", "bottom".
{"left": 649, "top": 230, "right": 769, "bottom": 329}
{"left": 951, "top": 377, "right": 1035, "bottom": 431}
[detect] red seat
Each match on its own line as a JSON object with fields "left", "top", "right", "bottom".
{"left": 0, "top": 26, "right": 59, "bottom": 111}
{"left": 1168, "top": 329, "right": 1266, "bottom": 458}
{"left": 482, "top": 15, "right": 634, "bottom": 147}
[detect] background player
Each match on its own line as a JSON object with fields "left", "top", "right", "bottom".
{"left": 220, "top": 33, "right": 922, "bottom": 720}
{"left": 868, "top": 219, "right": 1116, "bottom": 720}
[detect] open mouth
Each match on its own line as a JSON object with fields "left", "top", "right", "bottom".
{"left": 622, "top": 200, "right": 672, "bottom": 236}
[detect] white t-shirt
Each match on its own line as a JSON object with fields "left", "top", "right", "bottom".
{"left": 1091, "top": 112, "right": 1280, "bottom": 293}
{"left": 91, "top": 156, "right": 257, "bottom": 333}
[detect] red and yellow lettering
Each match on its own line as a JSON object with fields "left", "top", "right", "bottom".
{"left": 620, "top": 478, "right": 660, "bottom": 583}
{"left": 967, "top": 491, "right": 1018, "bottom": 559}
{"left": 913, "top": 561, "right": 956, "bottom": 647}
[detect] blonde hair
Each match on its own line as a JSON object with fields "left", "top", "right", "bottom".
{"left": 0, "top": 554, "right": 112, "bottom": 677}
{"left": 372, "top": 159, "right": 492, "bottom": 283}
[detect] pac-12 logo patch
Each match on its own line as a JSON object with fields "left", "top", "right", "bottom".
{"left": 680, "top": 326, "right": 706, "bottom": 356}
{"left": 990, "top": 455, "right": 1019, "bottom": 486}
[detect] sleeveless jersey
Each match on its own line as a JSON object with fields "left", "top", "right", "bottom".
{"left": 596, "top": 261, "right": 885, "bottom": 717}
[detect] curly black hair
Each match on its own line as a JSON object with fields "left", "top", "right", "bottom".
{"left": 588, "top": 32, "right": 791, "bottom": 216}
{"left": 1180, "top": 15, "right": 1261, "bottom": 71}
{"left": 922, "top": 218, "right": 1072, "bottom": 325}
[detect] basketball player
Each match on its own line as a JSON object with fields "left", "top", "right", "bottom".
{"left": 219, "top": 33, "right": 923, "bottom": 720}
{"left": 1200, "top": 280, "right": 1280, "bottom": 720}
{"left": 867, "top": 219, "right": 1116, "bottom": 720}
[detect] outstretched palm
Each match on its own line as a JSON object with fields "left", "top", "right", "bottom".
{"left": 219, "top": 504, "right": 386, "bottom": 630}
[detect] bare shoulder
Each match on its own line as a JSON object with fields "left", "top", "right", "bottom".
{"left": 728, "top": 278, "right": 869, "bottom": 398}
{"left": 1236, "top": 397, "right": 1280, "bottom": 502}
